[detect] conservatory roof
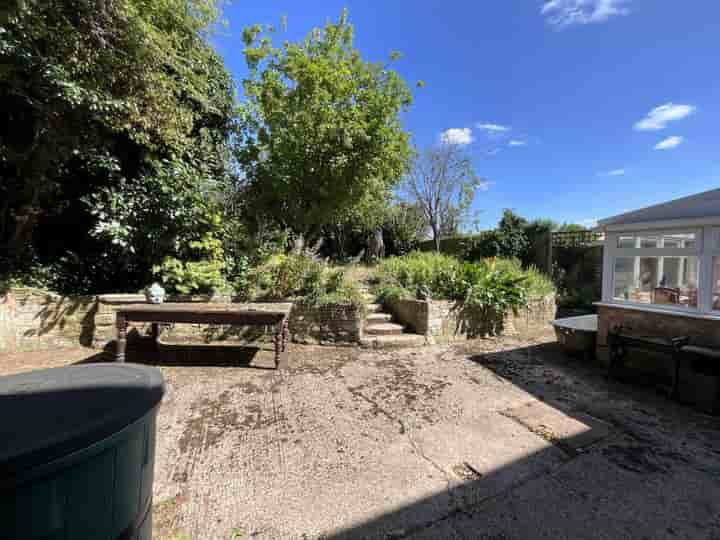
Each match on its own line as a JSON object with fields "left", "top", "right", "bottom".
{"left": 597, "top": 188, "right": 720, "bottom": 230}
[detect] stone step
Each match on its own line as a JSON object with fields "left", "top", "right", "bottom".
{"left": 365, "top": 322, "right": 405, "bottom": 336}
{"left": 365, "top": 312, "right": 393, "bottom": 323}
{"left": 366, "top": 303, "right": 384, "bottom": 313}
{"left": 360, "top": 333, "right": 427, "bottom": 349}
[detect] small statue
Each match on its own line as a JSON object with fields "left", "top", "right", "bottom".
{"left": 416, "top": 284, "right": 432, "bottom": 301}
{"left": 145, "top": 282, "right": 166, "bottom": 304}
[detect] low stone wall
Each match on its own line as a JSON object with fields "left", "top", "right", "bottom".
{"left": 289, "top": 303, "right": 363, "bottom": 345}
{"left": 0, "top": 293, "right": 16, "bottom": 352}
{"left": 596, "top": 305, "right": 720, "bottom": 371}
{"left": 96, "top": 295, "right": 362, "bottom": 347}
{"left": 389, "top": 295, "right": 556, "bottom": 341}
{"left": 0, "top": 289, "right": 363, "bottom": 353}
{"left": 0, "top": 288, "right": 96, "bottom": 352}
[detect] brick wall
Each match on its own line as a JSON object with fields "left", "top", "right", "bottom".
{"left": 389, "top": 295, "right": 556, "bottom": 341}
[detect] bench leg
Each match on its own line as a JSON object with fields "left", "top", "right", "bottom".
{"left": 116, "top": 314, "right": 127, "bottom": 363}
{"left": 274, "top": 319, "right": 289, "bottom": 370}
{"left": 671, "top": 353, "right": 681, "bottom": 400}
{"left": 608, "top": 343, "right": 626, "bottom": 380}
{"left": 151, "top": 322, "right": 161, "bottom": 352}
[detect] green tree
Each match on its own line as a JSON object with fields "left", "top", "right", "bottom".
{"left": 383, "top": 202, "right": 426, "bottom": 256}
{"left": 235, "top": 10, "right": 413, "bottom": 238}
{"left": 557, "top": 222, "right": 588, "bottom": 232}
{"left": 1, "top": 0, "right": 235, "bottom": 291}
{"left": 404, "top": 143, "right": 484, "bottom": 252}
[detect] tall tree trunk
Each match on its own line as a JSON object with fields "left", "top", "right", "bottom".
{"left": 432, "top": 223, "right": 440, "bottom": 253}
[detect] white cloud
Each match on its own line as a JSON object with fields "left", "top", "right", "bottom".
{"left": 476, "top": 123, "right": 511, "bottom": 133}
{"left": 634, "top": 103, "right": 696, "bottom": 131}
{"left": 581, "top": 218, "right": 599, "bottom": 227}
{"left": 654, "top": 136, "right": 684, "bottom": 150}
{"left": 440, "top": 128, "right": 474, "bottom": 145}
{"left": 508, "top": 140, "right": 527, "bottom": 147}
{"left": 478, "top": 180, "right": 493, "bottom": 191}
{"left": 541, "top": 0, "right": 630, "bottom": 28}
{"left": 599, "top": 168, "right": 625, "bottom": 176}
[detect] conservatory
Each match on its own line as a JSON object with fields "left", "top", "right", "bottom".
{"left": 595, "top": 188, "right": 720, "bottom": 360}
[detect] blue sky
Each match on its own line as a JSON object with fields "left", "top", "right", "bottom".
{"left": 213, "top": 0, "right": 720, "bottom": 230}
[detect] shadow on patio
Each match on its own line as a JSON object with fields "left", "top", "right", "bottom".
{"left": 323, "top": 341, "right": 720, "bottom": 539}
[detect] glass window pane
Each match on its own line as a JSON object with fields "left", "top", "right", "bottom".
{"left": 617, "top": 236, "right": 635, "bottom": 248}
{"left": 613, "top": 257, "right": 635, "bottom": 299}
{"left": 613, "top": 255, "right": 698, "bottom": 308}
{"left": 639, "top": 236, "right": 659, "bottom": 248}
{"left": 616, "top": 232, "right": 696, "bottom": 249}
{"left": 661, "top": 233, "right": 696, "bottom": 249}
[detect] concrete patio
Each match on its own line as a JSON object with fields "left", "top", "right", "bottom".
{"left": 2, "top": 330, "right": 720, "bottom": 539}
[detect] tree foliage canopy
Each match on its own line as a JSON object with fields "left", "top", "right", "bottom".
{"left": 235, "top": 10, "right": 413, "bottom": 236}
{"left": 1, "top": 0, "right": 235, "bottom": 291}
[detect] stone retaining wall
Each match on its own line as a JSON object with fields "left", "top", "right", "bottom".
{"left": 389, "top": 295, "right": 556, "bottom": 341}
{"left": 0, "top": 289, "right": 363, "bottom": 353}
{"left": 0, "top": 288, "right": 97, "bottom": 352}
{"left": 289, "top": 303, "right": 363, "bottom": 345}
{"left": 0, "top": 287, "right": 554, "bottom": 353}
{"left": 0, "top": 293, "right": 16, "bottom": 352}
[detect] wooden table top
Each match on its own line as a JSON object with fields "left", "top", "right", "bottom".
{"left": 117, "top": 302, "right": 289, "bottom": 313}
{"left": 115, "top": 303, "right": 290, "bottom": 322}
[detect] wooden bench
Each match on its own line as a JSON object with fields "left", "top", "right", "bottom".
{"left": 115, "top": 304, "right": 290, "bottom": 369}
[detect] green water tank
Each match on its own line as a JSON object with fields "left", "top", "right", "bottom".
{"left": 0, "top": 363, "right": 165, "bottom": 540}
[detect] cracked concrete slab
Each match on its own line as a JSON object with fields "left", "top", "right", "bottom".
{"left": 3, "top": 332, "right": 720, "bottom": 540}
{"left": 408, "top": 414, "right": 568, "bottom": 498}
{"left": 503, "top": 399, "right": 613, "bottom": 452}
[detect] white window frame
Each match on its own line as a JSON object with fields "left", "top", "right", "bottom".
{"left": 603, "top": 228, "right": 703, "bottom": 313}
{"left": 708, "top": 228, "right": 720, "bottom": 312}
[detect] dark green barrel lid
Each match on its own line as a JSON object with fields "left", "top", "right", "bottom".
{"left": 0, "top": 364, "right": 164, "bottom": 480}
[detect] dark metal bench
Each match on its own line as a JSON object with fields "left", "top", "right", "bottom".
{"left": 676, "top": 344, "right": 720, "bottom": 413}
{"left": 608, "top": 325, "right": 689, "bottom": 398}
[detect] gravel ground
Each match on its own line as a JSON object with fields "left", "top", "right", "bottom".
{"left": 2, "top": 331, "right": 720, "bottom": 540}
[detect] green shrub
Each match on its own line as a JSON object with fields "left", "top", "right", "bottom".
{"left": 251, "top": 254, "right": 325, "bottom": 299}
{"left": 227, "top": 255, "right": 253, "bottom": 300}
{"left": 0, "top": 252, "right": 121, "bottom": 295}
{"left": 301, "top": 272, "right": 365, "bottom": 308}
{"left": 452, "top": 259, "right": 529, "bottom": 315}
{"left": 375, "top": 251, "right": 461, "bottom": 299}
{"left": 250, "top": 254, "right": 364, "bottom": 307}
{"left": 154, "top": 258, "right": 226, "bottom": 295}
{"left": 523, "top": 265, "right": 556, "bottom": 298}
{"left": 153, "top": 233, "right": 227, "bottom": 295}
{"left": 374, "top": 253, "right": 555, "bottom": 333}
{"left": 374, "top": 283, "right": 413, "bottom": 305}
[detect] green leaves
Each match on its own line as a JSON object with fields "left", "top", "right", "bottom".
{"left": 236, "top": 10, "right": 413, "bottom": 236}
{"left": 1, "top": 0, "right": 235, "bottom": 292}
{"left": 374, "top": 252, "right": 554, "bottom": 335}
